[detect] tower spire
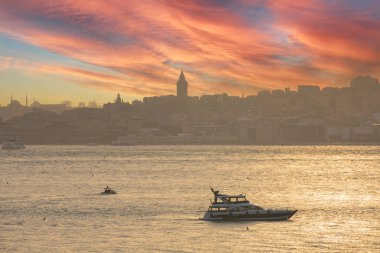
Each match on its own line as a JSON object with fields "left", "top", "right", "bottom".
{"left": 179, "top": 69, "right": 185, "bottom": 80}
{"left": 26, "top": 93, "right": 28, "bottom": 107}
{"left": 176, "top": 70, "right": 188, "bottom": 99}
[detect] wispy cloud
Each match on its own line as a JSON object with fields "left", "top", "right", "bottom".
{"left": 0, "top": 0, "right": 380, "bottom": 98}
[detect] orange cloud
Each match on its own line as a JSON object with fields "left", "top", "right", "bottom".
{"left": 270, "top": 0, "right": 380, "bottom": 76}
{"left": 0, "top": 0, "right": 380, "bottom": 99}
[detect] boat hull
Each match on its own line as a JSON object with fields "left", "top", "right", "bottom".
{"left": 202, "top": 210, "right": 297, "bottom": 221}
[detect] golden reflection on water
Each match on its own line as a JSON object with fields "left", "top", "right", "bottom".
{"left": 1, "top": 145, "right": 379, "bottom": 252}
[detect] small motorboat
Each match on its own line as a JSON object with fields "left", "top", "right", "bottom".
{"left": 101, "top": 186, "right": 117, "bottom": 195}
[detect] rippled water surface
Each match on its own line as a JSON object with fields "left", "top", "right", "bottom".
{"left": 1, "top": 145, "right": 380, "bottom": 252}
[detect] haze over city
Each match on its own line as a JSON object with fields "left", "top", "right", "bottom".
{"left": 1, "top": 0, "right": 380, "bottom": 106}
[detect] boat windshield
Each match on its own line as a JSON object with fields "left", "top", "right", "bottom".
{"left": 221, "top": 197, "right": 248, "bottom": 203}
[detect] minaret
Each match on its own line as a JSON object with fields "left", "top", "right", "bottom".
{"left": 176, "top": 70, "right": 188, "bottom": 100}
{"left": 10, "top": 93, "right": 13, "bottom": 103}
{"left": 26, "top": 94, "right": 28, "bottom": 107}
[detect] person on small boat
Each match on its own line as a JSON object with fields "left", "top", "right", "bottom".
{"left": 102, "top": 185, "right": 116, "bottom": 194}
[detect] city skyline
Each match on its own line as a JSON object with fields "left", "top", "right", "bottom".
{"left": 1, "top": 71, "right": 376, "bottom": 109}
{"left": 1, "top": 1, "right": 380, "bottom": 106}
{"left": 1, "top": 72, "right": 380, "bottom": 145}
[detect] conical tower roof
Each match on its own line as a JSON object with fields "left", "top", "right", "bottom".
{"left": 177, "top": 70, "right": 188, "bottom": 85}
{"left": 179, "top": 70, "right": 185, "bottom": 81}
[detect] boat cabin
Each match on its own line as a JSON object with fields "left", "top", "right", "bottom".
{"left": 211, "top": 188, "right": 249, "bottom": 204}
{"left": 218, "top": 195, "right": 249, "bottom": 204}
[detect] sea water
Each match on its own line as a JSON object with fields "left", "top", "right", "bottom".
{"left": 1, "top": 145, "right": 379, "bottom": 252}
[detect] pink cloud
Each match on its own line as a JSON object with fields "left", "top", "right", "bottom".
{"left": 270, "top": 0, "right": 380, "bottom": 75}
{"left": 0, "top": 0, "right": 380, "bottom": 98}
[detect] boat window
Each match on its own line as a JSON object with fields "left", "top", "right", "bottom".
{"left": 224, "top": 197, "right": 247, "bottom": 203}
{"left": 210, "top": 207, "right": 228, "bottom": 212}
{"left": 220, "top": 196, "right": 249, "bottom": 203}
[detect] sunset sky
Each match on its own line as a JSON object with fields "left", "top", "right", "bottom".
{"left": 1, "top": 0, "right": 380, "bottom": 106}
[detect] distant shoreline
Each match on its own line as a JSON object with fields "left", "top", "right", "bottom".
{"left": 12, "top": 143, "right": 380, "bottom": 146}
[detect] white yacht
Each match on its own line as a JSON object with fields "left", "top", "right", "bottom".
{"left": 1, "top": 139, "right": 25, "bottom": 150}
{"left": 202, "top": 188, "right": 297, "bottom": 221}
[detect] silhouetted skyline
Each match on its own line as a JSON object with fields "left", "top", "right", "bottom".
{"left": 1, "top": 72, "right": 380, "bottom": 145}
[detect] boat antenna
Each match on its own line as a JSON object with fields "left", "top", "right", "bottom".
{"left": 209, "top": 184, "right": 215, "bottom": 194}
